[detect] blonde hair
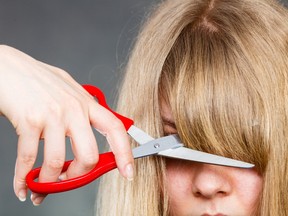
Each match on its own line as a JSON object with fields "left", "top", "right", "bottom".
{"left": 96, "top": 0, "right": 288, "bottom": 215}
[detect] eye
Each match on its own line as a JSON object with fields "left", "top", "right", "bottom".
{"left": 161, "top": 115, "right": 177, "bottom": 135}
{"left": 163, "top": 124, "right": 178, "bottom": 136}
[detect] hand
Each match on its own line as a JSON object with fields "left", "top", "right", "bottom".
{"left": 0, "top": 45, "right": 134, "bottom": 205}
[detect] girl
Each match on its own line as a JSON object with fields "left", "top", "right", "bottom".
{"left": 97, "top": 0, "right": 288, "bottom": 215}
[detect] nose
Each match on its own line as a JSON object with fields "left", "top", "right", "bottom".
{"left": 192, "top": 164, "right": 232, "bottom": 199}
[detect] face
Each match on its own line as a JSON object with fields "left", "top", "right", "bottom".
{"left": 161, "top": 101, "right": 263, "bottom": 216}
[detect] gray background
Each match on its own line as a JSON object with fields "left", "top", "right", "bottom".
{"left": 0, "top": 1, "right": 157, "bottom": 216}
{"left": 0, "top": 0, "right": 288, "bottom": 216}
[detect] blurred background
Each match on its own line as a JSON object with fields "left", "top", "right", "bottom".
{"left": 0, "top": 0, "right": 288, "bottom": 216}
{"left": 0, "top": 0, "right": 157, "bottom": 215}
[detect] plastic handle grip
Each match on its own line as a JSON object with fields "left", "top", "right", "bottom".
{"left": 82, "top": 85, "right": 134, "bottom": 131}
{"left": 26, "top": 152, "right": 116, "bottom": 194}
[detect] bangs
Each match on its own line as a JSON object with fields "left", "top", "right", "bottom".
{"left": 159, "top": 26, "right": 270, "bottom": 173}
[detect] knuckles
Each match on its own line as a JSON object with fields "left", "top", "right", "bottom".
{"left": 18, "top": 154, "right": 37, "bottom": 167}
{"left": 45, "top": 158, "right": 65, "bottom": 170}
{"left": 65, "top": 96, "right": 86, "bottom": 114}
{"left": 109, "top": 118, "right": 125, "bottom": 131}
{"left": 45, "top": 101, "right": 64, "bottom": 121}
{"left": 21, "top": 95, "right": 89, "bottom": 129}
{"left": 78, "top": 154, "right": 99, "bottom": 171}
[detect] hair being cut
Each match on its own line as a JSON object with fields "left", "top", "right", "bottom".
{"left": 96, "top": 0, "right": 288, "bottom": 215}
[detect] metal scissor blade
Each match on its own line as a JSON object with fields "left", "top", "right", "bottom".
{"left": 132, "top": 135, "right": 183, "bottom": 159}
{"left": 128, "top": 125, "right": 154, "bottom": 145}
{"left": 158, "top": 146, "right": 254, "bottom": 168}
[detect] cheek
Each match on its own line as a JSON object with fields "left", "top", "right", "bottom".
{"left": 165, "top": 163, "right": 193, "bottom": 212}
{"left": 231, "top": 169, "right": 263, "bottom": 208}
{"left": 166, "top": 166, "right": 190, "bottom": 194}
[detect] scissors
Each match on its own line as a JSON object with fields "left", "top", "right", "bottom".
{"left": 26, "top": 85, "right": 254, "bottom": 194}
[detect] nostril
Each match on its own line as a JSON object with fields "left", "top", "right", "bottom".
{"left": 218, "top": 190, "right": 227, "bottom": 197}
{"left": 193, "top": 190, "right": 227, "bottom": 199}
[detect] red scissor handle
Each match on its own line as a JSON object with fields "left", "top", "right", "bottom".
{"left": 26, "top": 152, "right": 116, "bottom": 193}
{"left": 26, "top": 85, "right": 134, "bottom": 193}
{"left": 82, "top": 85, "right": 134, "bottom": 130}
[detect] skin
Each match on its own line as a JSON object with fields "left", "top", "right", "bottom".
{"left": 161, "top": 101, "right": 263, "bottom": 216}
{"left": 0, "top": 45, "right": 133, "bottom": 205}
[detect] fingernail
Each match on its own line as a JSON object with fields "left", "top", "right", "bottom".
{"left": 32, "top": 196, "right": 42, "bottom": 206}
{"left": 33, "top": 200, "right": 41, "bottom": 206}
{"left": 30, "top": 193, "right": 34, "bottom": 201}
{"left": 18, "top": 190, "right": 26, "bottom": 202}
{"left": 58, "top": 173, "right": 67, "bottom": 181}
{"left": 125, "top": 163, "right": 134, "bottom": 181}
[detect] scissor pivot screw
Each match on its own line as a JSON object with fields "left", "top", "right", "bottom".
{"left": 154, "top": 143, "right": 160, "bottom": 148}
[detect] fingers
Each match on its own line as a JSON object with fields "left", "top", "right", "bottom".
{"left": 14, "top": 129, "right": 40, "bottom": 203}
{"left": 65, "top": 116, "right": 99, "bottom": 179}
{"left": 31, "top": 122, "right": 66, "bottom": 206}
{"left": 89, "top": 102, "right": 134, "bottom": 180}
{"left": 40, "top": 125, "right": 65, "bottom": 182}
{"left": 13, "top": 82, "right": 133, "bottom": 208}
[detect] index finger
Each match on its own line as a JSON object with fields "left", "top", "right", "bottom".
{"left": 88, "top": 102, "right": 134, "bottom": 181}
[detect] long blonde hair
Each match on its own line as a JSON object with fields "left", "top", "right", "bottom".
{"left": 97, "top": 0, "right": 288, "bottom": 215}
